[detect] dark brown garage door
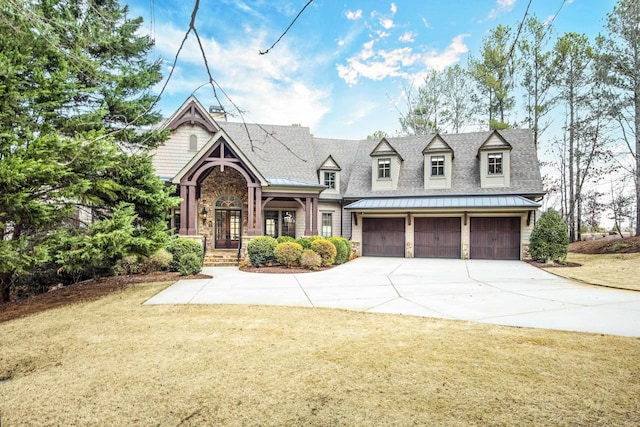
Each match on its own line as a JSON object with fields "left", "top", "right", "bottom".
{"left": 362, "top": 218, "right": 405, "bottom": 257}
{"left": 414, "top": 217, "right": 461, "bottom": 258}
{"left": 470, "top": 217, "right": 521, "bottom": 260}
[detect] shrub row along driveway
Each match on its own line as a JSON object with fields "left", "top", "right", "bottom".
{"left": 145, "top": 258, "right": 640, "bottom": 337}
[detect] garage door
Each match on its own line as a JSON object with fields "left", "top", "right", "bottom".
{"left": 470, "top": 217, "right": 521, "bottom": 260}
{"left": 414, "top": 217, "right": 461, "bottom": 258}
{"left": 362, "top": 218, "right": 405, "bottom": 257}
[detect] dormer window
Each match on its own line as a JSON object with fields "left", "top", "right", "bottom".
{"left": 378, "top": 158, "right": 391, "bottom": 178}
{"left": 431, "top": 155, "right": 445, "bottom": 177}
{"left": 488, "top": 153, "right": 503, "bottom": 175}
{"left": 324, "top": 171, "right": 336, "bottom": 189}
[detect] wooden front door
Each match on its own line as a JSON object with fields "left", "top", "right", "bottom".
{"left": 470, "top": 217, "right": 521, "bottom": 260}
{"left": 215, "top": 209, "right": 241, "bottom": 249}
{"left": 362, "top": 218, "right": 405, "bottom": 257}
{"left": 414, "top": 217, "right": 461, "bottom": 258}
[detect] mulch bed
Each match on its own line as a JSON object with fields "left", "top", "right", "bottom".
{"left": 0, "top": 272, "right": 210, "bottom": 323}
{"left": 239, "top": 265, "right": 334, "bottom": 274}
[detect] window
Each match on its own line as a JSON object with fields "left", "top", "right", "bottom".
{"left": 431, "top": 155, "right": 445, "bottom": 176}
{"left": 281, "top": 211, "right": 296, "bottom": 238}
{"left": 378, "top": 158, "right": 391, "bottom": 178}
{"left": 264, "top": 211, "right": 278, "bottom": 237}
{"left": 323, "top": 171, "right": 336, "bottom": 189}
{"left": 189, "top": 134, "right": 198, "bottom": 151}
{"left": 321, "top": 213, "right": 332, "bottom": 237}
{"left": 488, "top": 153, "right": 503, "bottom": 175}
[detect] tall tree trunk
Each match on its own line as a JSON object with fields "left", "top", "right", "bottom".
{"left": 568, "top": 86, "right": 576, "bottom": 242}
{"left": 1, "top": 273, "right": 11, "bottom": 303}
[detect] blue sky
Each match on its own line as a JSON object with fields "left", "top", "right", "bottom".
{"left": 129, "top": 0, "right": 617, "bottom": 139}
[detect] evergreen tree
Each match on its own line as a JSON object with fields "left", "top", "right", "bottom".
{"left": 0, "top": 0, "right": 178, "bottom": 301}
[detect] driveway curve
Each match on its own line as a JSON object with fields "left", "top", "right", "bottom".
{"left": 145, "top": 257, "right": 640, "bottom": 337}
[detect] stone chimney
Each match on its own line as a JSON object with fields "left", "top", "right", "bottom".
{"left": 209, "top": 105, "right": 227, "bottom": 121}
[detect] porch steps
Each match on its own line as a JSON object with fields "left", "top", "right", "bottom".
{"left": 203, "top": 250, "right": 240, "bottom": 267}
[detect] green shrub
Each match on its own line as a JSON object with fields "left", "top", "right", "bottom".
{"left": 274, "top": 242, "right": 303, "bottom": 267}
{"left": 328, "top": 237, "right": 350, "bottom": 264}
{"left": 311, "top": 238, "right": 337, "bottom": 266}
{"left": 277, "top": 235, "right": 295, "bottom": 244}
{"left": 166, "top": 238, "right": 204, "bottom": 272}
{"left": 178, "top": 253, "right": 202, "bottom": 276}
{"left": 247, "top": 236, "right": 278, "bottom": 267}
{"left": 140, "top": 248, "right": 173, "bottom": 273}
{"left": 529, "top": 209, "right": 569, "bottom": 263}
{"left": 296, "top": 237, "right": 313, "bottom": 250}
{"left": 120, "top": 255, "right": 141, "bottom": 275}
{"left": 300, "top": 249, "right": 322, "bottom": 270}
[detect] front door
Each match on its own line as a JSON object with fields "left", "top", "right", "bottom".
{"left": 215, "top": 209, "right": 241, "bottom": 249}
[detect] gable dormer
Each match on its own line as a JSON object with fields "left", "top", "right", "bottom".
{"left": 370, "top": 138, "right": 403, "bottom": 191}
{"left": 422, "top": 134, "right": 454, "bottom": 189}
{"left": 164, "top": 96, "right": 220, "bottom": 133}
{"left": 318, "top": 155, "right": 341, "bottom": 193}
{"left": 477, "top": 130, "right": 512, "bottom": 188}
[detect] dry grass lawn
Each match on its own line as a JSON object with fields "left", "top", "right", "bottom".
{"left": 1, "top": 281, "right": 639, "bottom": 426}
{"left": 543, "top": 252, "right": 640, "bottom": 291}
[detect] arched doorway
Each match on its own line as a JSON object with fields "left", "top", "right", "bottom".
{"left": 214, "top": 195, "right": 242, "bottom": 249}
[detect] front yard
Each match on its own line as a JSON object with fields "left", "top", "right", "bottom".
{"left": 1, "top": 281, "right": 639, "bottom": 426}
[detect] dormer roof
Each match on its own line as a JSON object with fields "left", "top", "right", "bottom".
{"left": 422, "top": 133, "right": 454, "bottom": 158}
{"left": 369, "top": 138, "right": 404, "bottom": 161}
{"left": 319, "top": 155, "right": 341, "bottom": 171}
{"left": 477, "top": 129, "right": 513, "bottom": 155}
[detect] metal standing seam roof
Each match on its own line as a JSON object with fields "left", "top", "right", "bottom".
{"left": 266, "top": 177, "right": 327, "bottom": 189}
{"left": 344, "top": 195, "right": 541, "bottom": 210}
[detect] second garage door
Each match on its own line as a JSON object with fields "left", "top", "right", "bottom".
{"left": 362, "top": 218, "right": 405, "bottom": 257}
{"left": 470, "top": 217, "right": 521, "bottom": 260}
{"left": 414, "top": 217, "right": 461, "bottom": 258}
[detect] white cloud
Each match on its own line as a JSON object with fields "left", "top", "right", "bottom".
{"left": 152, "top": 22, "right": 330, "bottom": 130}
{"left": 346, "top": 9, "right": 363, "bottom": 20}
{"left": 379, "top": 18, "right": 394, "bottom": 30}
{"left": 486, "top": 0, "right": 516, "bottom": 20}
{"left": 398, "top": 31, "right": 416, "bottom": 43}
{"left": 422, "top": 17, "right": 432, "bottom": 29}
{"left": 336, "top": 34, "right": 469, "bottom": 85}
{"left": 390, "top": 3, "right": 397, "bottom": 15}
{"left": 422, "top": 34, "right": 470, "bottom": 71}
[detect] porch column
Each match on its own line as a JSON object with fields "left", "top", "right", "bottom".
{"left": 187, "top": 184, "right": 197, "bottom": 235}
{"left": 247, "top": 185, "right": 255, "bottom": 235}
{"left": 304, "top": 197, "right": 311, "bottom": 236}
{"left": 311, "top": 196, "right": 319, "bottom": 235}
{"left": 255, "top": 186, "right": 263, "bottom": 235}
{"left": 179, "top": 185, "right": 188, "bottom": 235}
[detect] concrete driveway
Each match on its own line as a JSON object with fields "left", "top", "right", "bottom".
{"left": 145, "top": 257, "right": 640, "bottom": 337}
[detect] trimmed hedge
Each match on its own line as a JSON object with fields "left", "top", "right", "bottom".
{"left": 276, "top": 235, "right": 295, "bottom": 244}
{"left": 178, "top": 253, "right": 202, "bottom": 275}
{"left": 311, "top": 238, "right": 337, "bottom": 266}
{"left": 247, "top": 236, "right": 278, "bottom": 267}
{"left": 274, "top": 242, "right": 303, "bottom": 267}
{"left": 328, "top": 237, "right": 350, "bottom": 264}
{"left": 166, "top": 238, "right": 204, "bottom": 272}
{"left": 300, "top": 249, "right": 322, "bottom": 270}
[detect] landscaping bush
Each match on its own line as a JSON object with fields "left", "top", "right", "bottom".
{"left": 166, "top": 238, "right": 204, "bottom": 272}
{"left": 274, "top": 242, "right": 303, "bottom": 267}
{"left": 277, "top": 236, "right": 295, "bottom": 244}
{"left": 300, "top": 249, "right": 322, "bottom": 270}
{"left": 178, "top": 253, "right": 202, "bottom": 276}
{"left": 247, "top": 236, "right": 278, "bottom": 267}
{"left": 311, "top": 238, "right": 337, "bottom": 266}
{"left": 328, "top": 237, "right": 350, "bottom": 264}
{"left": 529, "top": 209, "right": 569, "bottom": 263}
{"left": 139, "top": 248, "right": 173, "bottom": 273}
{"left": 120, "top": 255, "right": 141, "bottom": 275}
{"left": 296, "top": 237, "right": 313, "bottom": 250}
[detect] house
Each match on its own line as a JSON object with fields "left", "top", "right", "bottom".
{"left": 151, "top": 96, "right": 544, "bottom": 261}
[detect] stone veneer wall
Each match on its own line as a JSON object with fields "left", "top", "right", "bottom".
{"left": 198, "top": 166, "right": 249, "bottom": 252}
